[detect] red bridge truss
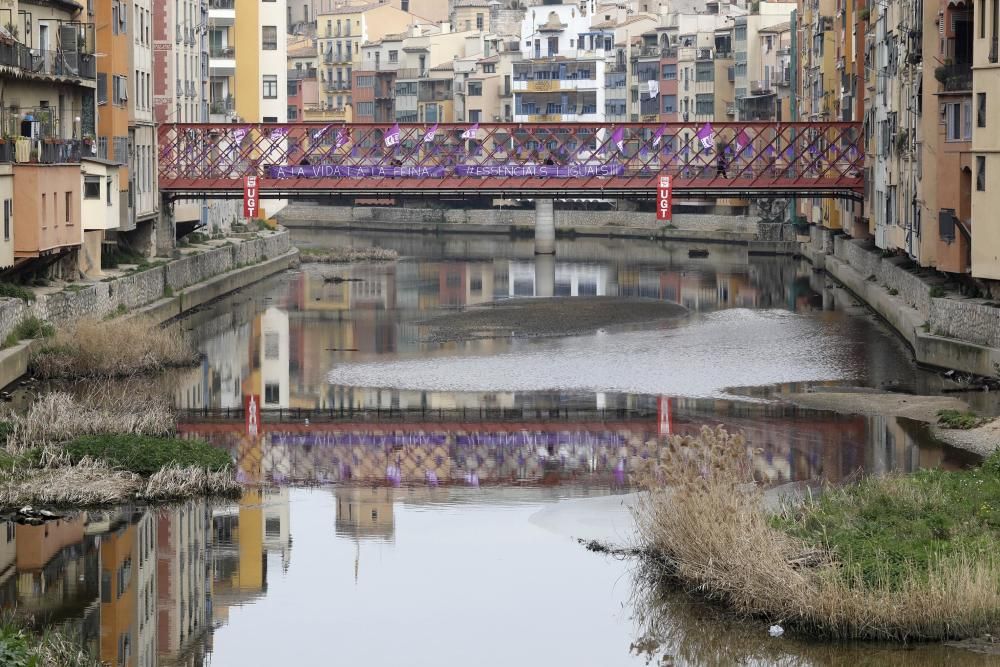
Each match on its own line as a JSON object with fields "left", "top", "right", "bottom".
{"left": 157, "top": 122, "right": 864, "bottom": 201}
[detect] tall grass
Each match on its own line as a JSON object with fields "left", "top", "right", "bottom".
{"left": 634, "top": 426, "right": 1000, "bottom": 641}
{"left": 31, "top": 317, "right": 198, "bottom": 378}
{"left": 5, "top": 390, "right": 174, "bottom": 453}
{"left": 0, "top": 612, "right": 101, "bottom": 667}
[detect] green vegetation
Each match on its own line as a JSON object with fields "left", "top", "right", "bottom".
{"left": 774, "top": 450, "right": 1000, "bottom": 589}
{"left": 163, "top": 285, "right": 174, "bottom": 298}
{"left": 0, "top": 614, "right": 99, "bottom": 667}
{"left": 929, "top": 285, "right": 946, "bottom": 298}
{"left": 0, "top": 283, "right": 35, "bottom": 302}
{"left": 937, "top": 408, "right": 987, "bottom": 430}
{"left": 65, "top": 434, "right": 232, "bottom": 476}
{"left": 888, "top": 287, "right": 899, "bottom": 296}
{"left": 637, "top": 427, "right": 1000, "bottom": 641}
{"left": 2, "top": 316, "right": 54, "bottom": 349}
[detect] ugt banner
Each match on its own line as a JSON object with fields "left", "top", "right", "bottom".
{"left": 243, "top": 175, "right": 259, "bottom": 219}
{"left": 656, "top": 175, "right": 672, "bottom": 222}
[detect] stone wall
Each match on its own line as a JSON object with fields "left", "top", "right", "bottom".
{"left": 165, "top": 247, "right": 234, "bottom": 290}
{"left": 0, "top": 230, "right": 291, "bottom": 344}
{"left": 929, "top": 298, "right": 1000, "bottom": 349}
{"left": 278, "top": 204, "right": 760, "bottom": 235}
{"left": 834, "top": 237, "right": 931, "bottom": 318}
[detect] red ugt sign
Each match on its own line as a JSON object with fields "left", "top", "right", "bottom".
{"left": 243, "top": 175, "right": 259, "bottom": 219}
{"left": 656, "top": 175, "right": 672, "bottom": 222}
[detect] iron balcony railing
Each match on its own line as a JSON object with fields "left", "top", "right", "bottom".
{"left": 936, "top": 62, "right": 972, "bottom": 92}
{"left": 0, "top": 138, "right": 86, "bottom": 164}
{"left": 209, "top": 0, "right": 234, "bottom": 8}
{"left": 0, "top": 43, "right": 96, "bottom": 80}
{"left": 209, "top": 45, "right": 235, "bottom": 59}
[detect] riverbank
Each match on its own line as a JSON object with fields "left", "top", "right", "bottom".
{"left": 0, "top": 228, "right": 297, "bottom": 390}
{"left": 801, "top": 233, "right": 1000, "bottom": 377}
{"left": 277, "top": 203, "right": 799, "bottom": 254}
{"left": 784, "top": 389, "right": 998, "bottom": 457}
{"left": 635, "top": 426, "right": 1000, "bottom": 642}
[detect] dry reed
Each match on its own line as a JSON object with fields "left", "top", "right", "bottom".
{"left": 5, "top": 390, "right": 174, "bottom": 453}
{"left": 31, "top": 317, "right": 199, "bottom": 378}
{"left": 300, "top": 246, "right": 398, "bottom": 263}
{"left": 634, "top": 426, "right": 1000, "bottom": 642}
{"left": 141, "top": 464, "right": 241, "bottom": 500}
{"left": 0, "top": 458, "right": 142, "bottom": 507}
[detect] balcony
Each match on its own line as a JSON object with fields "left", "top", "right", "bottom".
{"left": 288, "top": 68, "right": 316, "bottom": 80}
{"left": 0, "top": 42, "right": 96, "bottom": 83}
{"left": 418, "top": 87, "right": 453, "bottom": 102}
{"left": 209, "top": 45, "right": 235, "bottom": 59}
{"left": 209, "top": 0, "right": 234, "bottom": 8}
{"left": 935, "top": 62, "right": 972, "bottom": 92}
{"left": 210, "top": 96, "right": 235, "bottom": 115}
{"left": 0, "top": 137, "right": 86, "bottom": 165}
{"left": 750, "top": 79, "right": 773, "bottom": 95}
{"left": 396, "top": 68, "right": 427, "bottom": 80}
{"left": 324, "top": 80, "right": 351, "bottom": 92}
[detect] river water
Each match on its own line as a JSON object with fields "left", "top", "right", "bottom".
{"left": 10, "top": 231, "right": 995, "bottom": 665}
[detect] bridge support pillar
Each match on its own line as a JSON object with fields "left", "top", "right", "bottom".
{"left": 535, "top": 253, "right": 555, "bottom": 298}
{"left": 534, "top": 198, "right": 555, "bottom": 255}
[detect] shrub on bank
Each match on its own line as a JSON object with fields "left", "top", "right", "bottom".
{"left": 30, "top": 317, "right": 198, "bottom": 378}
{"left": 0, "top": 612, "right": 100, "bottom": 667}
{"left": 65, "top": 434, "right": 232, "bottom": 476}
{"left": 635, "top": 427, "right": 1000, "bottom": 641}
{"left": 299, "top": 246, "right": 399, "bottom": 263}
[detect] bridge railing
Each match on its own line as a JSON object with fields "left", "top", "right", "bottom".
{"left": 158, "top": 121, "right": 864, "bottom": 197}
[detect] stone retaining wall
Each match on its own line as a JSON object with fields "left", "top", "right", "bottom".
{"left": 279, "top": 204, "right": 761, "bottom": 235}
{"left": 834, "top": 237, "right": 931, "bottom": 318}
{"left": 929, "top": 298, "right": 1000, "bottom": 349}
{"left": 0, "top": 230, "right": 291, "bottom": 344}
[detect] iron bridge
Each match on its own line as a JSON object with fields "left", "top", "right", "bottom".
{"left": 157, "top": 122, "right": 864, "bottom": 201}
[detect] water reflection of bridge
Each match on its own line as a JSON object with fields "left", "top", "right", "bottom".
{"left": 178, "top": 399, "right": 973, "bottom": 490}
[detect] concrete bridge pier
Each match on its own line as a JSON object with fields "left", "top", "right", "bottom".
{"left": 534, "top": 198, "right": 555, "bottom": 255}
{"left": 535, "top": 253, "right": 555, "bottom": 298}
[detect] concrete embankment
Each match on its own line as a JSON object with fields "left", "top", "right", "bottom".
{"left": 277, "top": 204, "right": 799, "bottom": 254}
{"left": 802, "top": 231, "right": 1000, "bottom": 377}
{"left": 0, "top": 230, "right": 297, "bottom": 388}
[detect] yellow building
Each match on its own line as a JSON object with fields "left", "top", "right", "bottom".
{"left": 972, "top": 0, "right": 1000, "bottom": 281}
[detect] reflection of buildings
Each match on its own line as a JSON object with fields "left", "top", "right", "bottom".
{"left": 100, "top": 519, "right": 137, "bottom": 667}
{"left": 336, "top": 487, "right": 395, "bottom": 543}
{"left": 260, "top": 308, "right": 290, "bottom": 410}
{"left": 157, "top": 501, "right": 212, "bottom": 667}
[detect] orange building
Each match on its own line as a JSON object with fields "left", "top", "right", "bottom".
{"left": 100, "top": 524, "right": 137, "bottom": 667}
{"left": 12, "top": 164, "right": 83, "bottom": 259}
{"left": 95, "top": 0, "right": 131, "bottom": 228}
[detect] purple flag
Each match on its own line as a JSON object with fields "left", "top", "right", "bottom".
{"left": 765, "top": 145, "right": 776, "bottom": 157}
{"left": 424, "top": 123, "right": 438, "bottom": 143}
{"left": 384, "top": 123, "right": 401, "bottom": 147}
{"left": 460, "top": 123, "right": 479, "bottom": 140}
{"left": 312, "top": 125, "right": 330, "bottom": 141}
{"left": 735, "top": 130, "right": 751, "bottom": 153}
{"left": 696, "top": 123, "right": 714, "bottom": 150}
{"left": 269, "top": 127, "right": 288, "bottom": 140}
{"left": 335, "top": 128, "right": 349, "bottom": 148}
{"left": 611, "top": 126, "right": 625, "bottom": 154}
{"left": 652, "top": 125, "right": 666, "bottom": 147}
{"left": 232, "top": 128, "right": 248, "bottom": 144}
{"left": 784, "top": 146, "right": 794, "bottom": 160}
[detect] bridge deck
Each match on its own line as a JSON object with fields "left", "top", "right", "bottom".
{"left": 158, "top": 122, "right": 864, "bottom": 201}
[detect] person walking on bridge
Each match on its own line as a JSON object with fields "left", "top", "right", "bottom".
{"left": 716, "top": 151, "right": 729, "bottom": 179}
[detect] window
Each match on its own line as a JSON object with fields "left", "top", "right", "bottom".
{"left": 388, "top": 50, "right": 399, "bottom": 63}
{"left": 468, "top": 81, "right": 482, "bottom": 96}
{"left": 483, "top": 63, "right": 495, "bottom": 73}
{"left": 106, "top": 176, "right": 113, "bottom": 205}
{"left": 401, "top": 0, "right": 409, "bottom": 9}
{"left": 978, "top": 92, "right": 987, "bottom": 127}
{"left": 469, "top": 110, "right": 481, "bottom": 122}
{"left": 356, "top": 75, "right": 374, "bottom": 87}
{"left": 964, "top": 99, "right": 973, "bottom": 140}
{"left": 356, "top": 101, "right": 374, "bottom": 116}
{"left": 264, "top": 383, "right": 280, "bottom": 405}
{"left": 945, "top": 102, "right": 966, "bottom": 141}
{"left": 695, "top": 93, "right": 714, "bottom": 114}
{"left": 84, "top": 175, "right": 101, "bottom": 199}
{"left": 262, "top": 75, "right": 277, "bottom": 99}
{"left": 477, "top": 13, "right": 484, "bottom": 30}
{"left": 662, "top": 63, "right": 676, "bottom": 79}
{"left": 112, "top": 75, "right": 128, "bottom": 105}
{"left": 97, "top": 73, "right": 107, "bottom": 105}
{"left": 977, "top": 155, "right": 986, "bottom": 190}
{"left": 287, "top": 105, "right": 298, "bottom": 120}
{"left": 695, "top": 61, "right": 714, "bottom": 81}
{"left": 662, "top": 94, "right": 677, "bottom": 113}
{"left": 64, "top": 192, "right": 71, "bottom": 223}
{"left": 262, "top": 26, "right": 277, "bottom": 50}
{"left": 3, "top": 199, "right": 10, "bottom": 241}
{"left": 287, "top": 80, "right": 298, "bottom": 96}
{"left": 263, "top": 116, "right": 278, "bottom": 122}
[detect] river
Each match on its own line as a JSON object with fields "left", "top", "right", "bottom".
{"left": 8, "top": 230, "right": 995, "bottom": 665}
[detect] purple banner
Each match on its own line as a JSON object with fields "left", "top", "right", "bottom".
{"left": 456, "top": 163, "right": 625, "bottom": 178}
{"left": 268, "top": 164, "right": 446, "bottom": 179}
